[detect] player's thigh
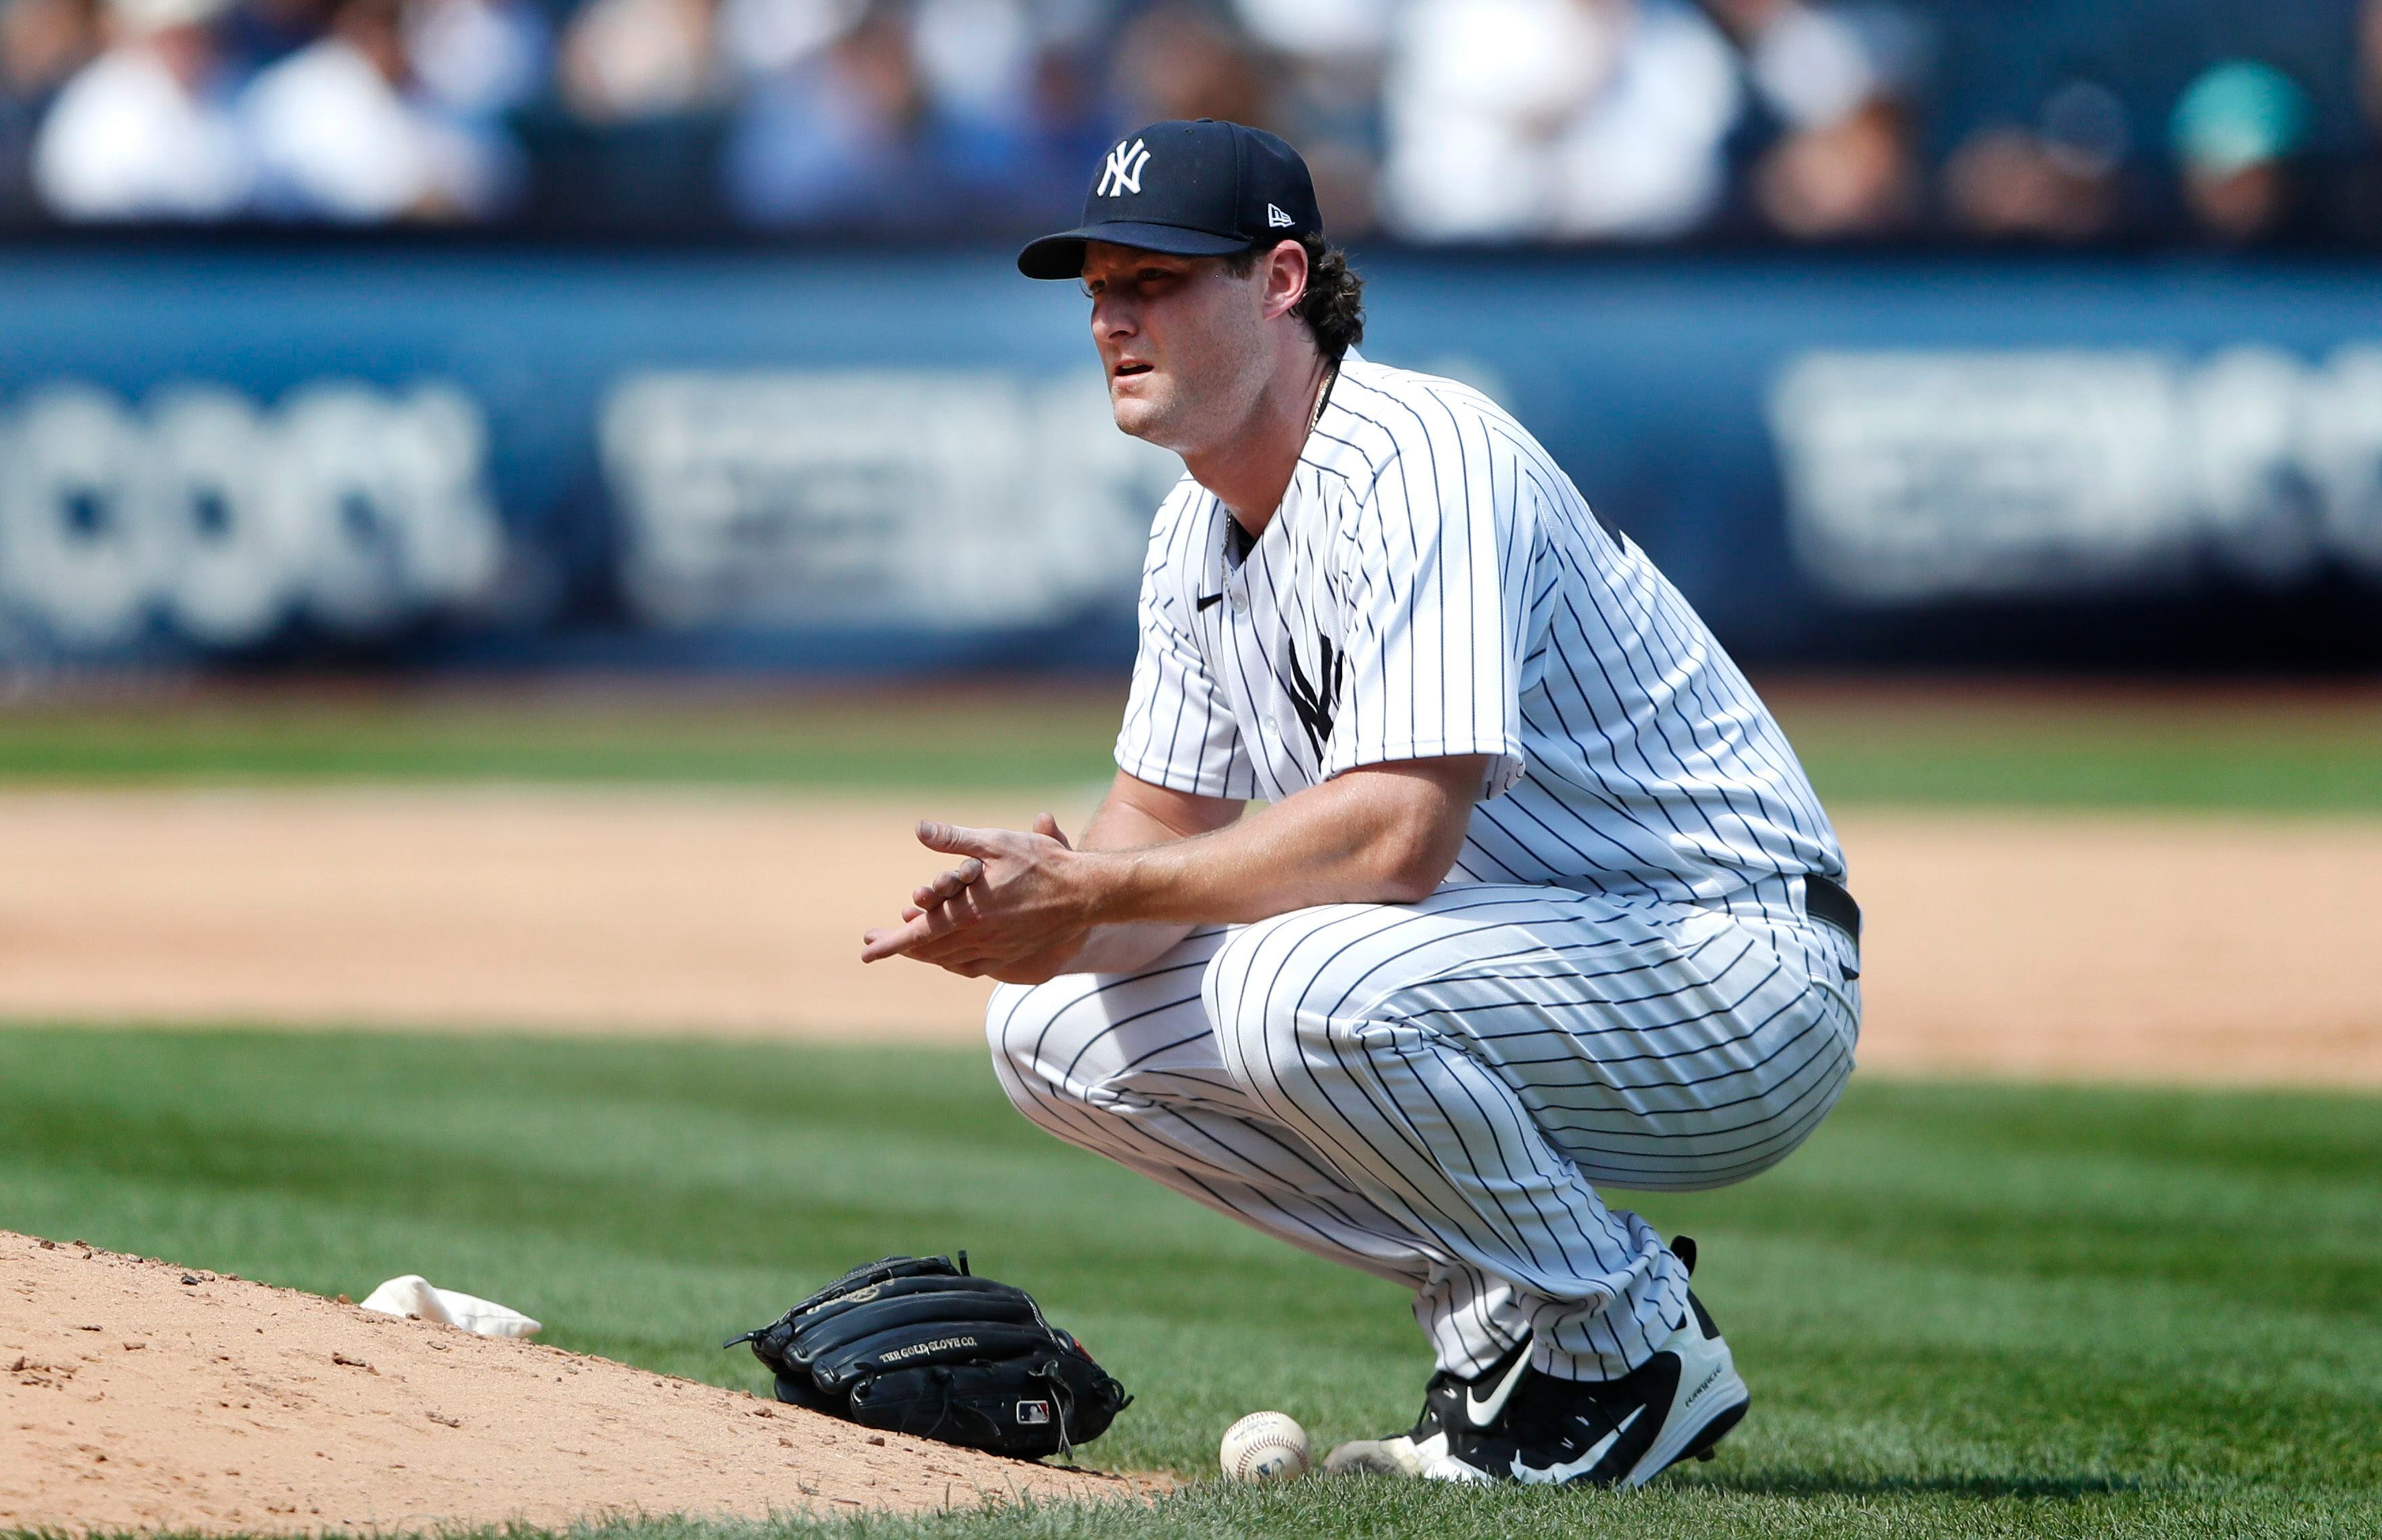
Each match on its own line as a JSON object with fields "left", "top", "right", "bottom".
{"left": 987, "top": 926, "right": 1234, "bottom": 1110}
{"left": 1205, "top": 885, "right": 1855, "bottom": 1190}
{"left": 1201, "top": 884, "right": 1634, "bottom": 1092}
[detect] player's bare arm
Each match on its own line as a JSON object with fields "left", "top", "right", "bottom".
{"left": 859, "top": 754, "right": 1488, "bottom": 980}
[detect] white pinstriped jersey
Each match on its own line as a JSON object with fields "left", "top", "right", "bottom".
{"left": 1115, "top": 353, "right": 1847, "bottom": 925}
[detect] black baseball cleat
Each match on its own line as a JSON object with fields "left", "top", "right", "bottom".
{"left": 1421, "top": 1288, "right": 1749, "bottom": 1489}
{"left": 1322, "top": 1331, "right": 1535, "bottom": 1478}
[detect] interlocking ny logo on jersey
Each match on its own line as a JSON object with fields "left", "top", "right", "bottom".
{"left": 1097, "top": 138, "right": 1151, "bottom": 197}
{"left": 1286, "top": 633, "right": 1343, "bottom": 759}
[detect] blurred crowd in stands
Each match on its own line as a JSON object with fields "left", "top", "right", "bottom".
{"left": 2, "top": 0, "right": 2381, "bottom": 244}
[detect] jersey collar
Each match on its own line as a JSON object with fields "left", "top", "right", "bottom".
{"left": 1218, "top": 350, "right": 1366, "bottom": 578}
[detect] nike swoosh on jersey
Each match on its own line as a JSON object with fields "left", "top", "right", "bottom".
{"left": 1463, "top": 1348, "right": 1535, "bottom": 1428}
{"left": 1195, "top": 593, "right": 1224, "bottom": 611}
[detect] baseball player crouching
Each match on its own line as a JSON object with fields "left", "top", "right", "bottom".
{"left": 863, "top": 119, "right": 1864, "bottom": 1489}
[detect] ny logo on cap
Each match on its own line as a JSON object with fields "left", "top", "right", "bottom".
{"left": 1097, "top": 138, "right": 1152, "bottom": 198}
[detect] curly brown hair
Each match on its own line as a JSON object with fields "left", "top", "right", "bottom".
{"left": 1226, "top": 234, "right": 1366, "bottom": 360}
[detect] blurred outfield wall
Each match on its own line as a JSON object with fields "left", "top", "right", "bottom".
{"left": 1, "top": 241, "right": 2379, "bottom": 673}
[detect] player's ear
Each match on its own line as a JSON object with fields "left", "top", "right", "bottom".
{"left": 1263, "top": 240, "right": 1310, "bottom": 323}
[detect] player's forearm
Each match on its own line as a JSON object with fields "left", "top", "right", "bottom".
{"left": 1091, "top": 805, "right": 1409, "bottom": 925}
{"left": 1079, "top": 764, "right": 1478, "bottom": 927}
{"left": 1077, "top": 784, "right": 1208, "bottom": 854}
{"left": 1061, "top": 782, "right": 1225, "bottom": 972}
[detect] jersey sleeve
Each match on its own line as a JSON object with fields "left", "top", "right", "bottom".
{"left": 1322, "top": 413, "right": 1534, "bottom": 798}
{"left": 1113, "top": 492, "right": 1254, "bottom": 798}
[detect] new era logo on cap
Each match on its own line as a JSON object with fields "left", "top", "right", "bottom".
{"left": 1016, "top": 119, "right": 1325, "bottom": 280}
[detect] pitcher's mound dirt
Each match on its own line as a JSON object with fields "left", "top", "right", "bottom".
{"left": 0, "top": 1231, "right": 1138, "bottom": 1535}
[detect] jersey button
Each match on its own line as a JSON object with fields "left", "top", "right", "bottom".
{"left": 1228, "top": 589, "right": 1249, "bottom": 613}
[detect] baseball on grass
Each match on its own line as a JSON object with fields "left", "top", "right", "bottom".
{"left": 1219, "top": 1410, "right": 1312, "bottom": 1482}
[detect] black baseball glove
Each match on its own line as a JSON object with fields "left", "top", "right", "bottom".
{"left": 725, "top": 1254, "right": 1130, "bottom": 1460}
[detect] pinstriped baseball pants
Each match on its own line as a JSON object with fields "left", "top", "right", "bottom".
{"left": 987, "top": 884, "right": 1859, "bottom": 1383}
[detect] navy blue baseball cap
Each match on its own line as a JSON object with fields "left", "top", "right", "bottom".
{"left": 1017, "top": 119, "right": 1324, "bottom": 280}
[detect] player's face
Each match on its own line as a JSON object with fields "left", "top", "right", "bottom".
{"left": 1081, "top": 243, "right": 1271, "bottom": 452}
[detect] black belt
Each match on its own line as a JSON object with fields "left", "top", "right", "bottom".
{"left": 1803, "top": 873, "right": 1862, "bottom": 952}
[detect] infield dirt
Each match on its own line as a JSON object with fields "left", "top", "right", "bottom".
{"left": 0, "top": 1231, "right": 1139, "bottom": 1535}
{"left": 0, "top": 788, "right": 2375, "bottom": 1085}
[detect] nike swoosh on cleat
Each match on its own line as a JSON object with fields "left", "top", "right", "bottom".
{"left": 1516, "top": 1405, "right": 1642, "bottom": 1486}
{"left": 1463, "top": 1350, "right": 1535, "bottom": 1428}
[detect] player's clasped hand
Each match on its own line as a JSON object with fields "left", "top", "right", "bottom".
{"left": 861, "top": 813, "right": 1092, "bottom": 982}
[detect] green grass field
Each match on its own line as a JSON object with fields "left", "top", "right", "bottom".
{"left": 0, "top": 679, "right": 2377, "bottom": 809}
{"left": 3, "top": 1028, "right": 2377, "bottom": 1538}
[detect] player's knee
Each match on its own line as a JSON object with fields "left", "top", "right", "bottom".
{"left": 983, "top": 978, "right": 1075, "bottom": 1111}
{"left": 1203, "top": 909, "right": 1342, "bottom": 1101}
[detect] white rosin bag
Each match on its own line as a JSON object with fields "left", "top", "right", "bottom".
{"left": 358, "top": 1275, "right": 542, "bottom": 1338}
